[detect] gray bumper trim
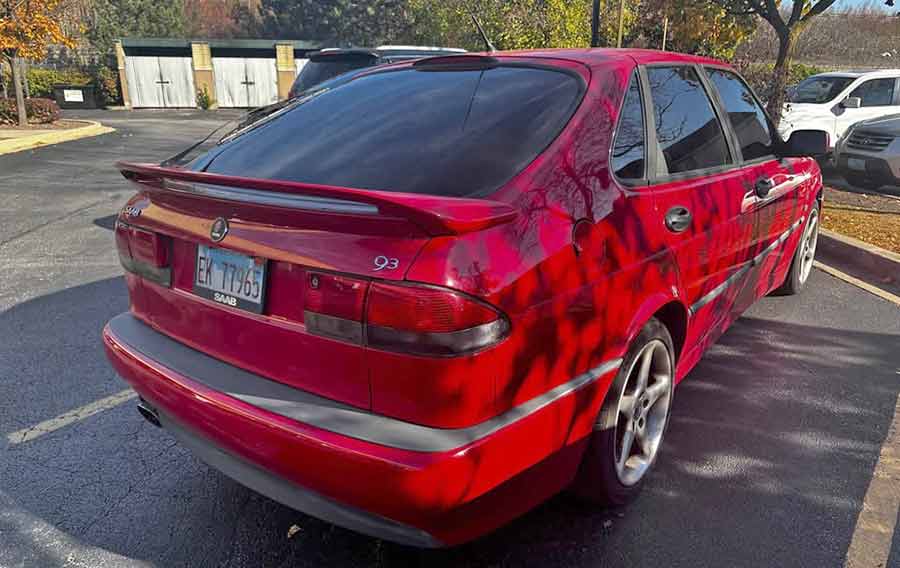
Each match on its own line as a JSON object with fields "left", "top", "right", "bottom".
{"left": 107, "top": 313, "right": 622, "bottom": 453}
{"left": 154, "top": 408, "right": 442, "bottom": 548}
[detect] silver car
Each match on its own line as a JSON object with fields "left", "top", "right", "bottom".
{"left": 834, "top": 114, "right": 900, "bottom": 189}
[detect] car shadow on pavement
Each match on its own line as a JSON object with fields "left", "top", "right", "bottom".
{"left": 1, "top": 276, "right": 898, "bottom": 567}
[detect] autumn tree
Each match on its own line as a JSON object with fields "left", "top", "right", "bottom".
{"left": 0, "top": 0, "right": 74, "bottom": 126}
{"left": 712, "top": 0, "right": 839, "bottom": 123}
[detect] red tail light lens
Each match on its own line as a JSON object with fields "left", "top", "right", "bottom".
{"left": 115, "top": 220, "right": 171, "bottom": 286}
{"left": 303, "top": 271, "right": 368, "bottom": 344}
{"left": 366, "top": 282, "right": 508, "bottom": 356}
{"left": 302, "top": 275, "right": 509, "bottom": 356}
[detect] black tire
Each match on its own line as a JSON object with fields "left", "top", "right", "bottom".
{"left": 773, "top": 204, "right": 820, "bottom": 296}
{"left": 843, "top": 173, "right": 882, "bottom": 190}
{"left": 570, "top": 318, "right": 675, "bottom": 506}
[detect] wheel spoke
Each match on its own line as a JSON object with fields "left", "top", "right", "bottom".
{"left": 620, "top": 394, "right": 638, "bottom": 419}
{"left": 645, "top": 381, "right": 668, "bottom": 408}
{"left": 618, "top": 428, "right": 635, "bottom": 468}
{"left": 636, "top": 347, "right": 653, "bottom": 393}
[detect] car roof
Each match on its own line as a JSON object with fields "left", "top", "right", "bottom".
{"left": 475, "top": 48, "right": 729, "bottom": 70}
{"left": 808, "top": 69, "right": 900, "bottom": 79}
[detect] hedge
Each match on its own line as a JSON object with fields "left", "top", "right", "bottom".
{"left": 0, "top": 98, "right": 61, "bottom": 125}
{"left": 733, "top": 61, "right": 825, "bottom": 102}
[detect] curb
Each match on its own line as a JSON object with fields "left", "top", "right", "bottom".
{"left": 0, "top": 120, "right": 115, "bottom": 156}
{"left": 817, "top": 228, "right": 900, "bottom": 292}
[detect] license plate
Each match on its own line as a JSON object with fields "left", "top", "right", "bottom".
{"left": 848, "top": 158, "right": 867, "bottom": 171}
{"left": 194, "top": 245, "right": 267, "bottom": 313}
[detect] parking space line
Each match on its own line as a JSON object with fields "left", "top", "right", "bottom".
{"left": 814, "top": 261, "right": 900, "bottom": 306}
{"left": 5, "top": 389, "right": 137, "bottom": 445}
{"left": 845, "top": 391, "right": 900, "bottom": 568}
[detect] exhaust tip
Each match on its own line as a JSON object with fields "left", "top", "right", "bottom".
{"left": 137, "top": 400, "right": 162, "bottom": 428}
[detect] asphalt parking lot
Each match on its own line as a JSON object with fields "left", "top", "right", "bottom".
{"left": 1, "top": 110, "right": 899, "bottom": 568}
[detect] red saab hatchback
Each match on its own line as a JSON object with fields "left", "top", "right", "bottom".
{"left": 104, "top": 49, "right": 826, "bottom": 546}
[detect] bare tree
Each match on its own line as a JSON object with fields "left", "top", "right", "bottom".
{"left": 716, "top": 0, "right": 840, "bottom": 124}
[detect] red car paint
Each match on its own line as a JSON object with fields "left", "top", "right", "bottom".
{"left": 103, "top": 49, "right": 822, "bottom": 546}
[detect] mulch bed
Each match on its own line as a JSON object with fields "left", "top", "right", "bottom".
{"left": 821, "top": 189, "right": 900, "bottom": 255}
{"left": 0, "top": 119, "right": 87, "bottom": 131}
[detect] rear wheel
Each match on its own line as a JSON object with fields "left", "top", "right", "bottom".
{"left": 843, "top": 173, "right": 882, "bottom": 190}
{"left": 571, "top": 318, "right": 674, "bottom": 505}
{"left": 774, "top": 204, "right": 819, "bottom": 296}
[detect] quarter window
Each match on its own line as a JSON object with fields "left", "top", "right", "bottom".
{"left": 646, "top": 66, "right": 730, "bottom": 176}
{"left": 611, "top": 73, "right": 645, "bottom": 180}
{"left": 706, "top": 68, "right": 774, "bottom": 161}
{"left": 848, "top": 78, "right": 895, "bottom": 107}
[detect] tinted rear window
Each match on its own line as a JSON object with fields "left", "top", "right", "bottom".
{"left": 203, "top": 65, "right": 583, "bottom": 197}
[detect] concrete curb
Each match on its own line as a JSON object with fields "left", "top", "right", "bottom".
{"left": 817, "top": 228, "right": 900, "bottom": 292}
{"left": 0, "top": 120, "right": 115, "bottom": 156}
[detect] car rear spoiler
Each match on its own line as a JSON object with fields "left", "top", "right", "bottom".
{"left": 117, "top": 162, "right": 517, "bottom": 237}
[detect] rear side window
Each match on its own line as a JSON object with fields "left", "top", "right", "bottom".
{"left": 646, "top": 66, "right": 730, "bottom": 176}
{"left": 849, "top": 78, "right": 896, "bottom": 107}
{"left": 706, "top": 68, "right": 774, "bottom": 161}
{"left": 204, "top": 65, "right": 583, "bottom": 197}
{"left": 611, "top": 72, "right": 645, "bottom": 180}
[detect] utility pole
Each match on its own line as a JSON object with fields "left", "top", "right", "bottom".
{"left": 591, "top": 0, "right": 601, "bottom": 47}
{"left": 616, "top": 0, "right": 626, "bottom": 48}
{"left": 661, "top": 16, "right": 669, "bottom": 50}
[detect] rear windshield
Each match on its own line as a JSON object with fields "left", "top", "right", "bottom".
{"left": 291, "top": 55, "right": 377, "bottom": 94}
{"left": 201, "top": 64, "right": 584, "bottom": 197}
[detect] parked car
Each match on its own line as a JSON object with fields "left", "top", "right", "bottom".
{"left": 834, "top": 113, "right": 900, "bottom": 189}
{"left": 288, "top": 45, "right": 466, "bottom": 97}
{"left": 104, "top": 50, "right": 826, "bottom": 547}
{"left": 779, "top": 69, "right": 900, "bottom": 150}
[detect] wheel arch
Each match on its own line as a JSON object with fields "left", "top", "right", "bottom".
{"left": 622, "top": 293, "right": 689, "bottom": 365}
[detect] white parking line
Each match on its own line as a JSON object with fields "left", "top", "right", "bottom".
{"left": 814, "top": 261, "right": 900, "bottom": 306}
{"left": 5, "top": 389, "right": 137, "bottom": 445}
{"left": 845, "top": 391, "right": 900, "bottom": 568}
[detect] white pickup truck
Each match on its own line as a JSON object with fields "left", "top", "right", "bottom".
{"left": 779, "top": 69, "right": 900, "bottom": 150}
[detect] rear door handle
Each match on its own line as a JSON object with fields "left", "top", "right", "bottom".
{"left": 665, "top": 206, "right": 692, "bottom": 233}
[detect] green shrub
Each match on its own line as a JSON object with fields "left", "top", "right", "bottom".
{"left": 196, "top": 86, "right": 214, "bottom": 110}
{"left": 22, "top": 68, "right": 92, "bottom": 98}
{"left": 91, "top": 66, "right": 122, "bottom": 107}
{"left": 0, "top": 97, "right": 61, "bottom": 125}
{"left": 733, "top": 61, "right": 825, "bottom": 101}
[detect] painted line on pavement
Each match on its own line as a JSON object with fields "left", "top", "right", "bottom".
{"left": 814, "top": 261, "right": 900, "bottom": 307}
{"left": 5, "top": 389, "right": 137, "bottom": 445}
{"left": 845, "top": 391, "right": 900, "bottom": 568}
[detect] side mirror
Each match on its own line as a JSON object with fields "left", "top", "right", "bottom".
{"left": 842, "top": 97, "right": 862, "bottom": 109}
{"left": 782, "top": 130, "right": 829, "bottom": 157}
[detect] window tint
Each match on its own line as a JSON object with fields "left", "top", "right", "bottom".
{"left": 291, "top": 55, "right": 377, "bottom": 93}
{"left": 646, "top": 66, "right": 730, "bottom": 176}
{"left": 202, "top": 66, "right": 583, "bottom": 197}
{"left": 849, "top": 78, "right": 895, "bottom": 107}
{"left": 707, "top": 68, "right": 774, "bottom": 161}
{"left": 611, "top": 73, "right": 645, "bottom": 180}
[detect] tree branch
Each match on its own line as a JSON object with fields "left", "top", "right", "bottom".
{"left": 801, "top": 0, "right": 839, "bottom": 22}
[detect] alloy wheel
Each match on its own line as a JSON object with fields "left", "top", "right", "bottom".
{"left": 612, "top": 339, "right": 673, "bottom": 487}
{"left": 798, "top": 208, "right": 820, "bottom": 285}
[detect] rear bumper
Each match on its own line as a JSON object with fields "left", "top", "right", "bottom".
{"left": 102, "top": 313, "right": 620, "bottom": 546}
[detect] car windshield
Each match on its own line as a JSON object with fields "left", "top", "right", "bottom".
{"left": 198, "top": 63, "right": 584, "bottom": 198}
{"left": 788, "top": 75, "right": 856, "bottom": 104}
{"left": 291, "top": 54, "right": 377, "bottom": 94}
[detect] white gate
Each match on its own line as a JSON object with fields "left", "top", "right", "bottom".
{"left": 213, "top": 58, "right": 278, "bottom": 108}
{"left": 124, "top": 56, "right": 196, "bottom": 108}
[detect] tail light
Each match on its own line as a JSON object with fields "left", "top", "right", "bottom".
{"left": 115, "top": 220, "right": 171, "bottom": 286}
{"left": 303, "top": 272, "right": 509, "bottom": 357}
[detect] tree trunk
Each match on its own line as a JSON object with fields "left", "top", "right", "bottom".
{"left": 21, "top": 59, "right": 30, "bottom": 99}
{"left": 767, "top": 28, "right": 795, "bottom": 128}
{"left": 1, "top": 61, "right": 7, "bottom": 99}
{"left": 10, "top": 56, "right": 27, "bottom": 127}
